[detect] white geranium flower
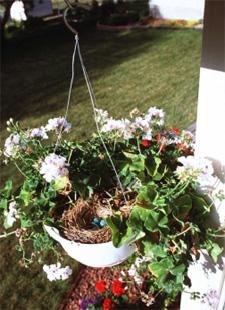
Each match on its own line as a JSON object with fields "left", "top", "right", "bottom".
{"left": 135, "top": 256, "right": 151, "bottom": 268}
{"left": 145, "top": 107, "right": 165, "bottom": 127}
{"left": 43, "top": 263, "right": 72, "bottom": 282}
{"left": 128, "top": 264, "right": 137, "bottom": 277}
{"left": 4, "top": 133, "right": 22, "bottom": 158}
{"left": 101, "top": 118, "right": 132, "bottom": 139}
{"left": 30, "top": 127, "right": 48, "bottom": 140}
{"left": 134, "top": 117, "right": 150, "bottom": 132}
{"left": 45, "top": 117, "right": 71, "bottom": 133}
{"left": 40, "top": 153, "right": 69, "bottom": 183}
{"left": 4, "top": 201, "right": 19, "bottom": 227}
{"left": 95, "top": 108, "right": 108, "bottom": 124}
{"left": 102, "top": 118, "right": 124, "bottom": 132}
{"left": 176, "top": 156, "right": 215, "bottom": 186}
{"left": 128, "top": 263, "right": 144, "bottom": 286}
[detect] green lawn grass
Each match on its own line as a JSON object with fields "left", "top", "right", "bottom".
{"left": 1, "top": 24, "right": 202, "bottom": 310}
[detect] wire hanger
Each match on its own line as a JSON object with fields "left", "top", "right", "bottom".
{"left": 63, "top": 0, "right": 92, "bottom": 36}
{"left": 58, "top": 0, "right": 128, "bottom": 202}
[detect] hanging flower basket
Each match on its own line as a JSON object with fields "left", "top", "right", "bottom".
{"left": 1, "top": 105, "right": 224, "bottom": 306}
{"left": 1, "top": 32, "right": 224, "bottom": 308}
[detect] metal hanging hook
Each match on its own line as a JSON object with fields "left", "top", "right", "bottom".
{"left": 63, "top": 0, "right": 92, "bottom": 36}
{"left": 63, "top": 6, "right": 79, "bottom": 36}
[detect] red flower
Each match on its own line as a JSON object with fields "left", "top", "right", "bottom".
{"left": 103, "top": 298, "right": 115, "bottom": 310}
{"left": 95, "top": 280, "right": 106, "bottom": 293}
{"left": 141, "top": 139, "right": 150, "bottom": 147}
{"left": 172, "top": 127, "right": 180, "bottom": 135}
{"left": 168, "top": 127, "right": 180, "bottom": 135}
{"left": 111, "top": 280, "right": 125, "bottom": 296}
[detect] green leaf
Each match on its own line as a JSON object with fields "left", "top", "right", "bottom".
{"left": 0, "top": 199, "right": 8, "bottom": 210}
{"left": 20, "top": 216, "right": 33, "bottom": 228}
{"left": 106, "top": 213, "right": 127, "bottom": 247}
{"left": 174, "top": 194, "right": 192, "bottom": 217}
{"left": 19, "top": 189, "right": 33, "bottom": 206}
{"left": 191, "top": 193, "right": 211, "bottom": 213}
{"left": 53, "top": 176, "right": 68, "bottom": 191}
{"left": 143, "top": 241, "right": 167, "bottom": 258}
{"left": 136, "top": 184, "right": 157, "bottom": 207}
{"left": 149, "top": 257, "right": 174, "bottom": 278}
{"left": 144, "top": 210, "right": 168, "bottom": 232}
{"left": 209, "top": 242, "right": 223, "bottom": 263}
{"left": 0, "top": 180, "right": 13, "bottom": 198}
{"left": 146, "top": 156, "right": 161, "bottom": 177}
{"left": 129, "top": 207, "right": 148, "bottom": 230}
{"left": 170, "top": 264, "right": 186, "bottom": 276}
{"left": 123, "top": 152, "right": 146, "bottom": 173}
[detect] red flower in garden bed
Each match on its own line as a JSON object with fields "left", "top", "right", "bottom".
{"left": 95, "top": 280, "right": 106, "bottom": 293}
{"left": 103, "top": 297, "right": 115, "bottom": 310}
{"left": 111, "top": 280, "right": 126, "bottom": 296}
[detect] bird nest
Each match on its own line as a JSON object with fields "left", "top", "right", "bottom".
{"left": 61, "top": 192, "right": 136, "bottom": 244}
{"left": 62, "top": 196, "right": 112, "bottom": 244}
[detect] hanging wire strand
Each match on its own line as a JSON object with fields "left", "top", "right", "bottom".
{"left": 76, "top": 39, "right": 127, "bottom": 203}
{"left": 59, "top": 3, "right": 127, "bottom": 202}
{"left": 54, "top": 35, "right": 78, "bottom": 152}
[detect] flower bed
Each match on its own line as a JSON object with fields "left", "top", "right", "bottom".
{"left": 0, "top": 106, "right": 224, "bottom": 308}
{"left": 141, "top": 18, "right": 203, "bottom": 30}
{"left": 97, "top": 18, "right": 202, "bottom": 31}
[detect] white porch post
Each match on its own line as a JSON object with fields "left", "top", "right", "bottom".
{"left": 181, "top": 0, "right": 225, "bottom": 309}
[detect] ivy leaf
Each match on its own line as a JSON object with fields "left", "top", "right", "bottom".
{"left": 209, "top": 242, "right": 223, "bottom": 263}
{"left": 136, "top": 184, "right": 157, "bottom": 207}
{"left": 129, "top": 207, "right": 148, "bottom": 230}
{"left": 106, "top": 213, "right": 128, "bottom": 247}
{"left": 19, "top": 189, "right": 33, "bottom": 207}
{"left": 144, "top": 210, "right": 168, "bottom": 232}
{"left": 149, "top": 257, "right": 174, "bottom": 279}
{"left": 143, "top": 241, "right": 167, "bottom": 258}
{"left": 0, "top": 198, "right": 8, "bottom": 210}
{"left": 0, "top": 180, "right": 13, "bottom": 198}
{"left": 20, "top": 216, "right": 33, "bottom": 228}
{"left": 174, "top": 194, "right": 192, "bottom": 218}
{"left": 146, "top": 156, "right": 161, "bottom": 176}
{"left": 191, "top": 193, "right": 211, "bottom": 213}
{"left": 123, "top": 152, "right": 146, "bottom": 173}
{"left": 170, "top": 264, "right": 186, "bottom": 276}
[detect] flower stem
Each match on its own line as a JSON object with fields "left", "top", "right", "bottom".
{"left": 0, "top": 230, "right": 17, "bottom": 239}
{"left": 14, "top": 162, "right": 27, "bottom": 178}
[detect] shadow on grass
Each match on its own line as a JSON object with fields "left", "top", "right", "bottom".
{"left": 2, "top": 24, "right": 167, "bottom": 122}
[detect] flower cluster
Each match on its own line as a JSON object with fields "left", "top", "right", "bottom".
{"left": 45, "top": 117, "right": 71, "bottom": 133}
{"left": 29, "top": 126, "right": 48, "bottom": 140}
{"left": 3, "top": 117, "right": 71, "bottom": 160}
{"left": 176, "top": 155, "right": 215, "bottom": 186}
{"left": 97, "top": 107, "right": 164, "bottom": 140}
{"left": 43, "top": 263, "right": 72, "bottom": 281}
{"left": 128, "top": 256, "right": 150, "bottom": 286}
{"left": 82, "top": 279, "right": 127, "bottom": 310}
{"left": 39, "top": 153, "right": 69, "bottom": 183}
{"left": 4, "top": 133, "right": 24, "bottom": 158}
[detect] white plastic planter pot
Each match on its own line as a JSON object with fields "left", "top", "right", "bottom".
{"left": 44, "top": 225, "right": 137, "bottom": 268}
